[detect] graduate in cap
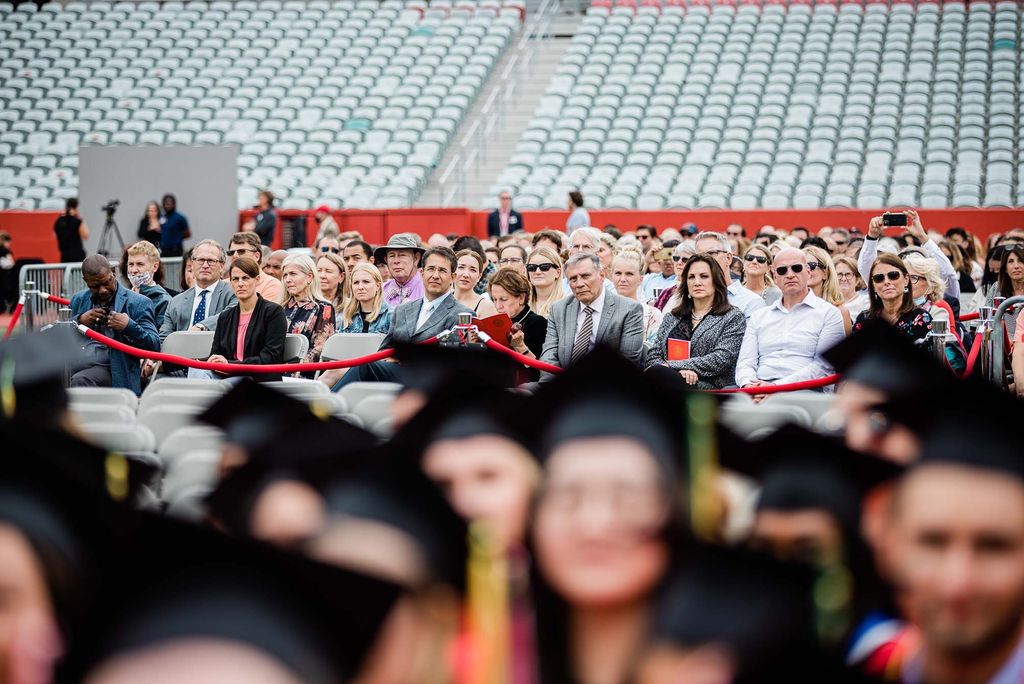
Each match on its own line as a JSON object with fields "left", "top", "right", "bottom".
{"left": 527, "top": 346, "right": 691, "bottom": 684}
{"left": 0, "top": 325, "right": 89, "bottom": 431}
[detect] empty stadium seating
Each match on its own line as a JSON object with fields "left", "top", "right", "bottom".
{"left": 0, "top": 0, "right": 523, "bottom": 209}
{"left": 495, "top": 0, "right": 1023, "bottom": 210}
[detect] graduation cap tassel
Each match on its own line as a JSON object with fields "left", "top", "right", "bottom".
{"left": 1, "top": 354, "right": 15, "bottom": 419}
{"left": 458, "top": 521, "right": 510, "bottom": 684}
{"left": 686, "top": 393, "right": 719, "bottom": 540}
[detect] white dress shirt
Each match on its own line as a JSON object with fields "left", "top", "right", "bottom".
{"left": 734, "top": 289, "right": 846, "bottom": 387}
{"left": 727, "top": 279, "right": 768, "bottom": 319}
{"left": 575, "top": 283, "right": 607, "bottom": 347}
{"left": 189, "top": 282, "right": 218, "bottom": 326}
{"left": 415, "top": 291, "right": 450, "bottom": 332}
{"left": 858, "top": 238, "right": 960, "bottom": 299}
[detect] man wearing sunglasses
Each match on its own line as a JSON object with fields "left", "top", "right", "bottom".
{"left": 859, "top": 210, "right": 960, "bottom": 300}
{"left": 735, "top": 248, "right": 846, "bottom": 402}
{"left": 695, "top": 232, "right": 766, "bottom": 319}
{"left": 226, "top": 232, "right": 282, "bottom": 302}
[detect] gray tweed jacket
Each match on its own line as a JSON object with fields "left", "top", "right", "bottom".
{"left": 646, "top": 306, "right": 746, "bottom": 389}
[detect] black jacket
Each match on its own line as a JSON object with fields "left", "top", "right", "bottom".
{"left": 487, "top": 209, "right": 523, "bottom": 238}
{"left": 210, "top": 295, "right": 287, "bottom": 382}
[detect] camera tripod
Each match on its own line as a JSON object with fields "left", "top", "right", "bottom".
{"left": 97, "top": 210, "right": 125, "bottom": 258}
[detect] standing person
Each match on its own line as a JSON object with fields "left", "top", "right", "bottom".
{"left": 647, "top": 254, "right": 746, "bottom": 389}
{"left": 279, "top": 254, "right": 335, "bottom": 378}
{"left": 226, "top": 232, "right": 281, "bottom": 302}
{"left": 453, "top": 250, "right": 498, "bottom": 317}
{"left": 374, "top": 234, "right": 425, "bottom": 308}
{"left": 611, "top": 249, "right": 663, "bottom": 347}
{"left": 120, "top": 241, "right": 171, "bottom": 328}
{"left": 565, "top": 191, "right": 589, "bottom": 235}
{"left": 0, "top": 230, "right": 15, "bottom": 313}
{"left": 207, "top": 256, "right": 287, "bottom": 382}
{"left": 740, "top": 243, "right": 781, "bottom": 305}
{"left": 136, "top": 200, "right": 161, "bottom": 248}
{"left": 69, "top": 255, "right": 160, "bottom": 395}
{"left": 528, "top": 246, "right": 564, "bottom": 318}
{"left": 488, "top": 190, "right": 523, "bottom": 239}
{"left": 249, "top": 190, "right": 276, "bottom": 246}
{"left": 53, "top": 197, "right": 89, "bottom": 262}
{"left": 336, "top": 262, "right": 393, "bottom": 335}
{"left": 804, "top": 245, "right": 852, "bottom": 334}
{"left": 835, "top": 255, "right": 870, "bottom": 320}
{"left": 316, "top": 251, "right": 348, "bottom": 315}
{"left": 852, "top": 253, "right": 932, "bottom": 344}
{"left": 158, "top": 193, "right": 190, "bottom": 258}
{"left": 312, "top": 205, "right": 339, "bottom": 243}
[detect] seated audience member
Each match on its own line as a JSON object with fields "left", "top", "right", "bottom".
{"left": 179, "top": 247, "right": 194, "bottom": 290}
{"left": 427, "top": 233, "right": 451, "bottom": 248}
{"left": 280, "top": 254, "right": 336, "bottom": 377}
{"left": 564, "top": 227, "right": 615, "bottom": 294}
{"left": 532, "top": 229, "right": 565, "bottom": 255}
{"left": 647, "top": 254, "right": 746, "bottom": 389}
{"left": 121, "top": 240, "right": 171, "bottom": 328}
{"left": 316, "top": 251, "right": 348, "bottom": 314}
{"left": 860, "top": 210, "right": 959, "bottom": 299}
{"left": 804, "top": 246, "right": 852, "bottom": 333}
{"left": 527, "top": 246, "right": 564, "bottom": 318}
{"left": 642, "top": 243, "right": 679, "bottom": 302}
{"left": 226, "top": 232, "right": 282, "bottom": 301}
{"left": 160, "top": 239, "right": 236, "bottom": 338}
{"left": 853, "top": 254, "right": 933, "bottom": 344}
{"left": 453, "top": 235, "right": 496, "bottom": 294}
{"left": 485, "top": 244, "right": 500, "bottom": 266}
{"left": 70, "top": 255, "right": 160, "bottom": 395}
{"left": 939, "top": 239, "right": 977, "bottom": 299}
{"left": 206, "top": 256, "right": 287, "bottom": 382}
{"left": 330, "top": 247, "right": 472, "bottom": 388}
{"left": 498, "top": 244, "right": 529, "bottom": 277}
{"left": 262, "top": 249, "right": 287, "bottom": 280}
{"left": 835, "top": 255, "right": 870, "bottom": 320}
{"left": 337, "top": 263, "right": 393, "bottom": 335}
{"left": 314, "top": 233, "right": 342, "bottom": 255}
{"left": 538, "top": 253, "right": 645, "bottom": 381}
{"left": 375, "top": 233, "right": 425, "bottom": 308}
{"left": 342, "top": 239, "right": 374, "bottom": 271}
{"left": 903, "top": 253, "right": 957, "bottom": 331}
{"left": 611, "top": 248, "right": 663, "bottom": 347}
{"left": 986, "top": 243, "right": 1024, "bottom": 311}
{"left": 740, "top": 243, "right": 781, "bottom": 305}
{"left": 653, "top": 241, "right": 697, "bottom": 310}
{"left": 735, "top": 248, "right": 845, "bottom": 399}
{"left": 454, "top": 249, "right": 498, "bottom": 317}
{"left": 488, "top": 267, "right": 548, "bottom": 376}
{"left": 695, "top": 231, "right": 766, "bottom": 318}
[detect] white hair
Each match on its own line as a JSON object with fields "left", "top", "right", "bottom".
{"left": 694, "top": 231, "right": 733, "bottom": 254}
{"left": 903, "top": 253, "right": 945, "bottom": 302}
{"left": 571, "top": 227, "right": 603, "bottom": 249}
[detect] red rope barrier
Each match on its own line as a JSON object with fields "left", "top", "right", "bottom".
{"left": 78, "top": 325, "right": 414, "bottom": 374}
{"left": 480, "top": 335, "right": 564, "bottom": 375}
{"left": 961, "top": 336, "right": 984, "bottom": 378}
{"left": 39, "top": 292, "right": 70, "bottom": 306}
{"left": 710, "top": 374, "right": 841, "bottom": 395}
{"left": 3, "top": 296, "right": 24, "bottom": 340}
{"left": 961, "top": 311, "right": 980, "bottom": 321}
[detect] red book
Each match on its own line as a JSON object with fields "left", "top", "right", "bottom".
{"left": 667, "top": 338, "right": 690, "bottom": 361}
{"left": 473, "top": 313, "right": 514, "bottom": 346}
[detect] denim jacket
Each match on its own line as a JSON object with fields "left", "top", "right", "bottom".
{"left": 337, "top": 302, "right": 393, "bottom": 335}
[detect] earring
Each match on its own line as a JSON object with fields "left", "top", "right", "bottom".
{"left": 904, "top": 287, "right": 909, "bottom": 292}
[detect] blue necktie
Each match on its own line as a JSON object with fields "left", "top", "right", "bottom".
{"left": 192, "top": 289, "right": 208, "bottom": 326}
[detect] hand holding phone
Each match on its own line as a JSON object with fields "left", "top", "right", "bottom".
{"left": 882, "top": 212, "right": 908, "bottom": 227}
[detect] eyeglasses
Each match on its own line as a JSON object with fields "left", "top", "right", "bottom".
{"left": 226, "top": 248, "right": 256, "bottom": 257}
{"left": 774, "top": 264, "right": 805, "bottom": 276}
{"left": 836, "top": 272, "right": 855, "bottom": 281}
{"left": 193, "top": 258, "right": 222, "bottom": 266}
{"left": 527, "top": 263, "right": 557, "bottom": 272}
{"left": 499, "top": 257, "right": 524, "bottom": 265}
{"left": 701, "top": 249, "right": 729, "bottom": 257}
{"left": 320, "top": 246, "right": 341, "bottom": 254}
{"left": 908, "top": 274, "right": 925, "bottom": 284}
{"left": 871, "top": 270, "right": 904, "bottom": 284}
{"left": 744, "top": 254, "right": 768, "bottom": 264}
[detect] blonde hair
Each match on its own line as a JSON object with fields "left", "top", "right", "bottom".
{"left": 803, "top": 246, "right": 843, "bottom": 306}
{"left": 316, "top": 252, "right": 350, "bottom": 310}
{"left": 612, "top": 246, "right": 647, "bottom": 275}
{"left": 903, "top": 253, "right": 946, "bottom": 303}
{"left": 341, "top": 262, "right": 385, "bottom": 327}
{"left": 127, "top": 240, "right": 160, "bottom": 262}
{"left": 741, "top": 243, "right": 776, "bottom": 289}
{"left": 527, "top": 246, "right": 564, "bottom": 317}
{"left": 279, "top": 253, "right": 328, "bottom": 306}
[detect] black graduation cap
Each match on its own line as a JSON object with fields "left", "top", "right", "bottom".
{"left": 0, "top": 325, "right": 89, "bottom": 426}
{"left": 822, "top": 319, "right": 957, "bottom": 396}
{"left": 391, "top": 339, "right": 520, "bottom": 395}
{"left": 58, "top": 513, "right": 404, "bottom": 684}
{"left": 720, "top": 423, "right": 904, "bottom": 533}
{"left": 197, "top": 378, "right": 335, "bottom": 454}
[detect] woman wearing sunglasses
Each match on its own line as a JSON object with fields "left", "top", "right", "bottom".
{"left": 527, "top": 247, "right": 564, "bottom": 318}
{"left": 740, "top": 244, "right": 781, "bottom": 305}
{"left": 852, "top": 254, "right": 932, "bottom": 344}
{"left": 804, "top": 246, "right": 852, "bottom": 334}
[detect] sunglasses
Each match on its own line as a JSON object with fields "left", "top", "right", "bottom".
{"left": 672, "top": 255, "right": 688, "bottom": 262}
{"left": 226, "top": 248, "right": 256, "bottom": 257}
{"left": 807, "top": 261, "right": 825, "bottom": 271}
{"left": 527, "top": 263, "right": 557, "bottom": 272}
{"left": 774, "top": 264, "right": 805, "bottom": 275}
{"left": 320, "top": 246, "right": 341, "bottom": 254}
{"left": 833, "top": 240, "right": 848, "bottom": 247}
{"left": 871, "top": 270, "right": 904, "bottom": 284}
{"left": 898, "top": 249, "right": 925, "bottom": 259}
{"left": 744, "top": 254, "right": 768, "bottom": 264}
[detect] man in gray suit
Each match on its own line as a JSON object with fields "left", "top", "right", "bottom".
{"left": 539, "top": 252, "right": 645, "bottom": 382}
{"left": 329, "top": 246, "right": 473, "bottom": 389}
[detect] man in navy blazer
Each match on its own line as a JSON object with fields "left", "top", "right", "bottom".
{"left": 70, "top": 255, "right": 161, "bottom": 395}
{"left": 487, "top": 190, "right": 523, "bottom": 239}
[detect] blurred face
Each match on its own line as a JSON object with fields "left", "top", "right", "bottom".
{"left": 230, "top": 266, "right": 257, "bottom": 301}
{"left": 749, "top": 510, "right": 843, "bottom": 566}
{"left": 127, "top": 253, "right": 157, "bottom": 278}
{"left": 192, "top": 245, "right": 224, "bottom": 287}
{"left": 386, "top": 249, "right": 418, "bottom": 283}
{"left": 498, "top": 248, "right": 527, "bottom": 275}
{"left": 351, "top": 270, "right": 379, "bottom": 304}
{"left": 906, "top": 264, "right": 929, "bottom": 301}
{"left": 146, "top": 203, "right": 159, "bottom": 218}
{"left": 835, "top": 263, "right": 857, "bottom": 299}
{"left": 637, "top": 229, "right": 653, "bottom": 248}
{"left": 535, "top": 237, "right": 560, "bottom": 253}
{"left": 772, "top": 251, "right": 810, "bottom": 298}
{"left": 454, "top": 255, "right": 482, "bottom": 292}
{"left": 0, "top": 524, "right": 58, "bottom": 677}
{"left": 696, "top": 238, "right": 732, "bottom": 276}
{"left": 184, "top": 259, "right": 195, "bottom": 288}
{"left": 84, "top": 269, "right": 117, "bottom": 303}
{"left": 612, "top": 256, "right": 642, "bottom": 298}
{"left": 726, "top": 225, "right": 744, "bottom": 240}
{"left": 527, "top": 256, "right": 560, "bottom": 289}
{"left": 499, "top": 193, "right": 512, "bottom": 212}
{"left": 533, "top": 438, "right": 669, "bottom": 607}
{"left": 1005, "top": 253, "right": 1024, "bottom": 282}
{"left": 249, "top": 480, "right": 326, "bottom": 550}
{"left": 891, "top": 466, "right": 1024, "bottom": 656}
{"left": 672, "top": 252, "right": 690, "bottom": 278}
{"left": 834, "top": 381, "right": 919, "bottom": 464}
{"left": 570, "top": 233, "right": 597, "bottom": 256}
{"left": 342, "top": 244, "right": 369, "bottom": 270}
{"left": 317, "top": 257, "right": 343, "bottom": 299}
{"left": 485, "top": 250, "right": 499, "bottom": 266}
{"left": 490, "top": 283, "right": 526, "bottom": 317}
{"left": 317, "top": 238, "right": 341, "bottom": 255}
{"left": 567, "top": 258, "right": 601, "bottom": 306}
{"left": 282, "top": 263, "right": 313, "bottom": 298}
{"left": 832, "top": 234, "right": 849, "bottom": 254}
{"left": 227, "top": 241, "right": 261, "bottom": 265}
{"left": 162, "top": 196, "right": 174, "bottom": 214}
{"left": 871, "top": 263, "right": 908, "bottom": 305}
{"left": 423, "top": 435, "right": 536, "bottom": 549}
{"left": 422, "top": 254, "right": 454, "bottom": 299}
{"left": 685, "top": 260, "right": 714, "bottom": 301}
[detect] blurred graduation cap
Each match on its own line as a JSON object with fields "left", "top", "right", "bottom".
{"left": 720, "top": 423, "right": 904, "bottom": 532}
{"left": 391, "top": 339, "right": 520, "bottom": 396}
{"left": 58, "top": 513, "right": 404, "bottom": 684}
{"left": 0, "top": 325, "right": 89, "bottom": 427}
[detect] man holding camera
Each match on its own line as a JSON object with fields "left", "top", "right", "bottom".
{"left": 858, "top": 209, "right": 960, "bottom": 299}
{"left": 70, "top": 255, "right": 161, "bottom": 395}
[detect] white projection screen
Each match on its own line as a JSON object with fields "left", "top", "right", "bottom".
{"left": 78, "top": 145, "right": 239, "bottom": 255}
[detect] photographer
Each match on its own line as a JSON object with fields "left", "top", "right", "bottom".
{"left": 858, "top": 210, "right": 959, "bottom": 300}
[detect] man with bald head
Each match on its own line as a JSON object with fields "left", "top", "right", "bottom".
{"left": 734, "top": 248, "right": 845, "bottom": 400}
{"left": 70, "top": 254, "right": 161, "bottom": 394}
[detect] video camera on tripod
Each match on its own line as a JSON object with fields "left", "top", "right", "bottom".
{"left": 97, "top": 198, "right": 124, "bottom": 257}
{"left": 101, "top": 199, "right": 120, "bottom": 215}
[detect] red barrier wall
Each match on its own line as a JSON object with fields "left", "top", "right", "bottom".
{"left": 4, "top": 208, "right": 1024, "bottom": 264}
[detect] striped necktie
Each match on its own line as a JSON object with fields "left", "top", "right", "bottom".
{"left": 570, "top": 305, "right": 594, "bottom": 364}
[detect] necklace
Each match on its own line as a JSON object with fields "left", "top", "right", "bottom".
{"left": 691, "top": 307, "right": 711, "bottom": 323}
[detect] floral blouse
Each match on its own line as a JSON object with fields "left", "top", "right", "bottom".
{"left": 853, "top": 307, "right": 967, "bottom": 374}
{"left": 284, "top": 297, "right": 336, "bottom": 378}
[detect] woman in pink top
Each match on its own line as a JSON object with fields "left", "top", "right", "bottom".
{"left": 207, "top": 256, "right": 287, "bottom": 382}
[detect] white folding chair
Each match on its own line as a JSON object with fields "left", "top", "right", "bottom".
{"left": 763, "top": 391, "right": 836, "bottom": 425}
{"left": 352, "top": 394, "right": 394, "bottom": 432}
{"left": 284, "top": 333, "right": 309, "bottom": 362}
{"left": 158, "top": 425, "right": 225, "bottom": 468}
{"left": 69, "top": 403, "right": 137, "bottom": 424}
{"left": 67, "top": 386, "right": 138, "bottom": 408}
{"left": 155, "top": 331, "right": 215, "bottom": 374}
{"left": 137, "top": 403, "right": 206, "bottom": 450}
{"left": 77, "top": 422, "right": 157, "bottom": 452}
{"left": 337, "top": 381, "right": 402, "bottom": 410}
{"left": 163, "top": 450, "right": 220, "bottom": 503}
{"left": 719, "top": 401, "right": 812, "bottom": 440}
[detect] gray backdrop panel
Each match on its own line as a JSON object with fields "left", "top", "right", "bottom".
{"left": 78, "top": 145, "right": 238, "bottom": 256}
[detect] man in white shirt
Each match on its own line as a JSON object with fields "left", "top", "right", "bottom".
{"left": 858, "top": 210, "right": 960, "bottom": 299}
{"left": 694, "top": 231, "right": 766, "bottom": 319}
{"left": 735, "top": 248, "right": 846, "bottom": 401}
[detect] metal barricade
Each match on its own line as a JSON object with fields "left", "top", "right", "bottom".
{"left": 927, "top": 318, "right": 955, "bottom": 368}
{"left": 990, "top": 295, "right": 1024, "bottom": 388}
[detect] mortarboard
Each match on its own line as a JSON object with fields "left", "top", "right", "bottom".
{"left": 58, "top": 513, "right": 404, "bottom": 684}
{"left": 0, "top": 326, "right": 89, "bottom": 426}
{"left": 391, "top": 339, "right": 520, "bottom": 396}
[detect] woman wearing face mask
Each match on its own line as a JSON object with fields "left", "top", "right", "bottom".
{"left": 120, "top": 241, "right": 171, "bottom": 328}
{"left": 804, "top": 245, "right": 852, "bottom": 334}
{"left": 527, "top": 247, "right": 564, "bottom": 318}
{"left": 278, "top": 253, "right": 335, "bottom": 378}
{"left": 453, "top": 250, "right": 498, "bottom": 317}
{"left": 611, "top": 249, "right": 663, "bottom": 347}
{"left": 853, "top": 254, "right": 932, "bottom": 344}
{"left": 740, "top": 244, "right": 781, "bottom": 305}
